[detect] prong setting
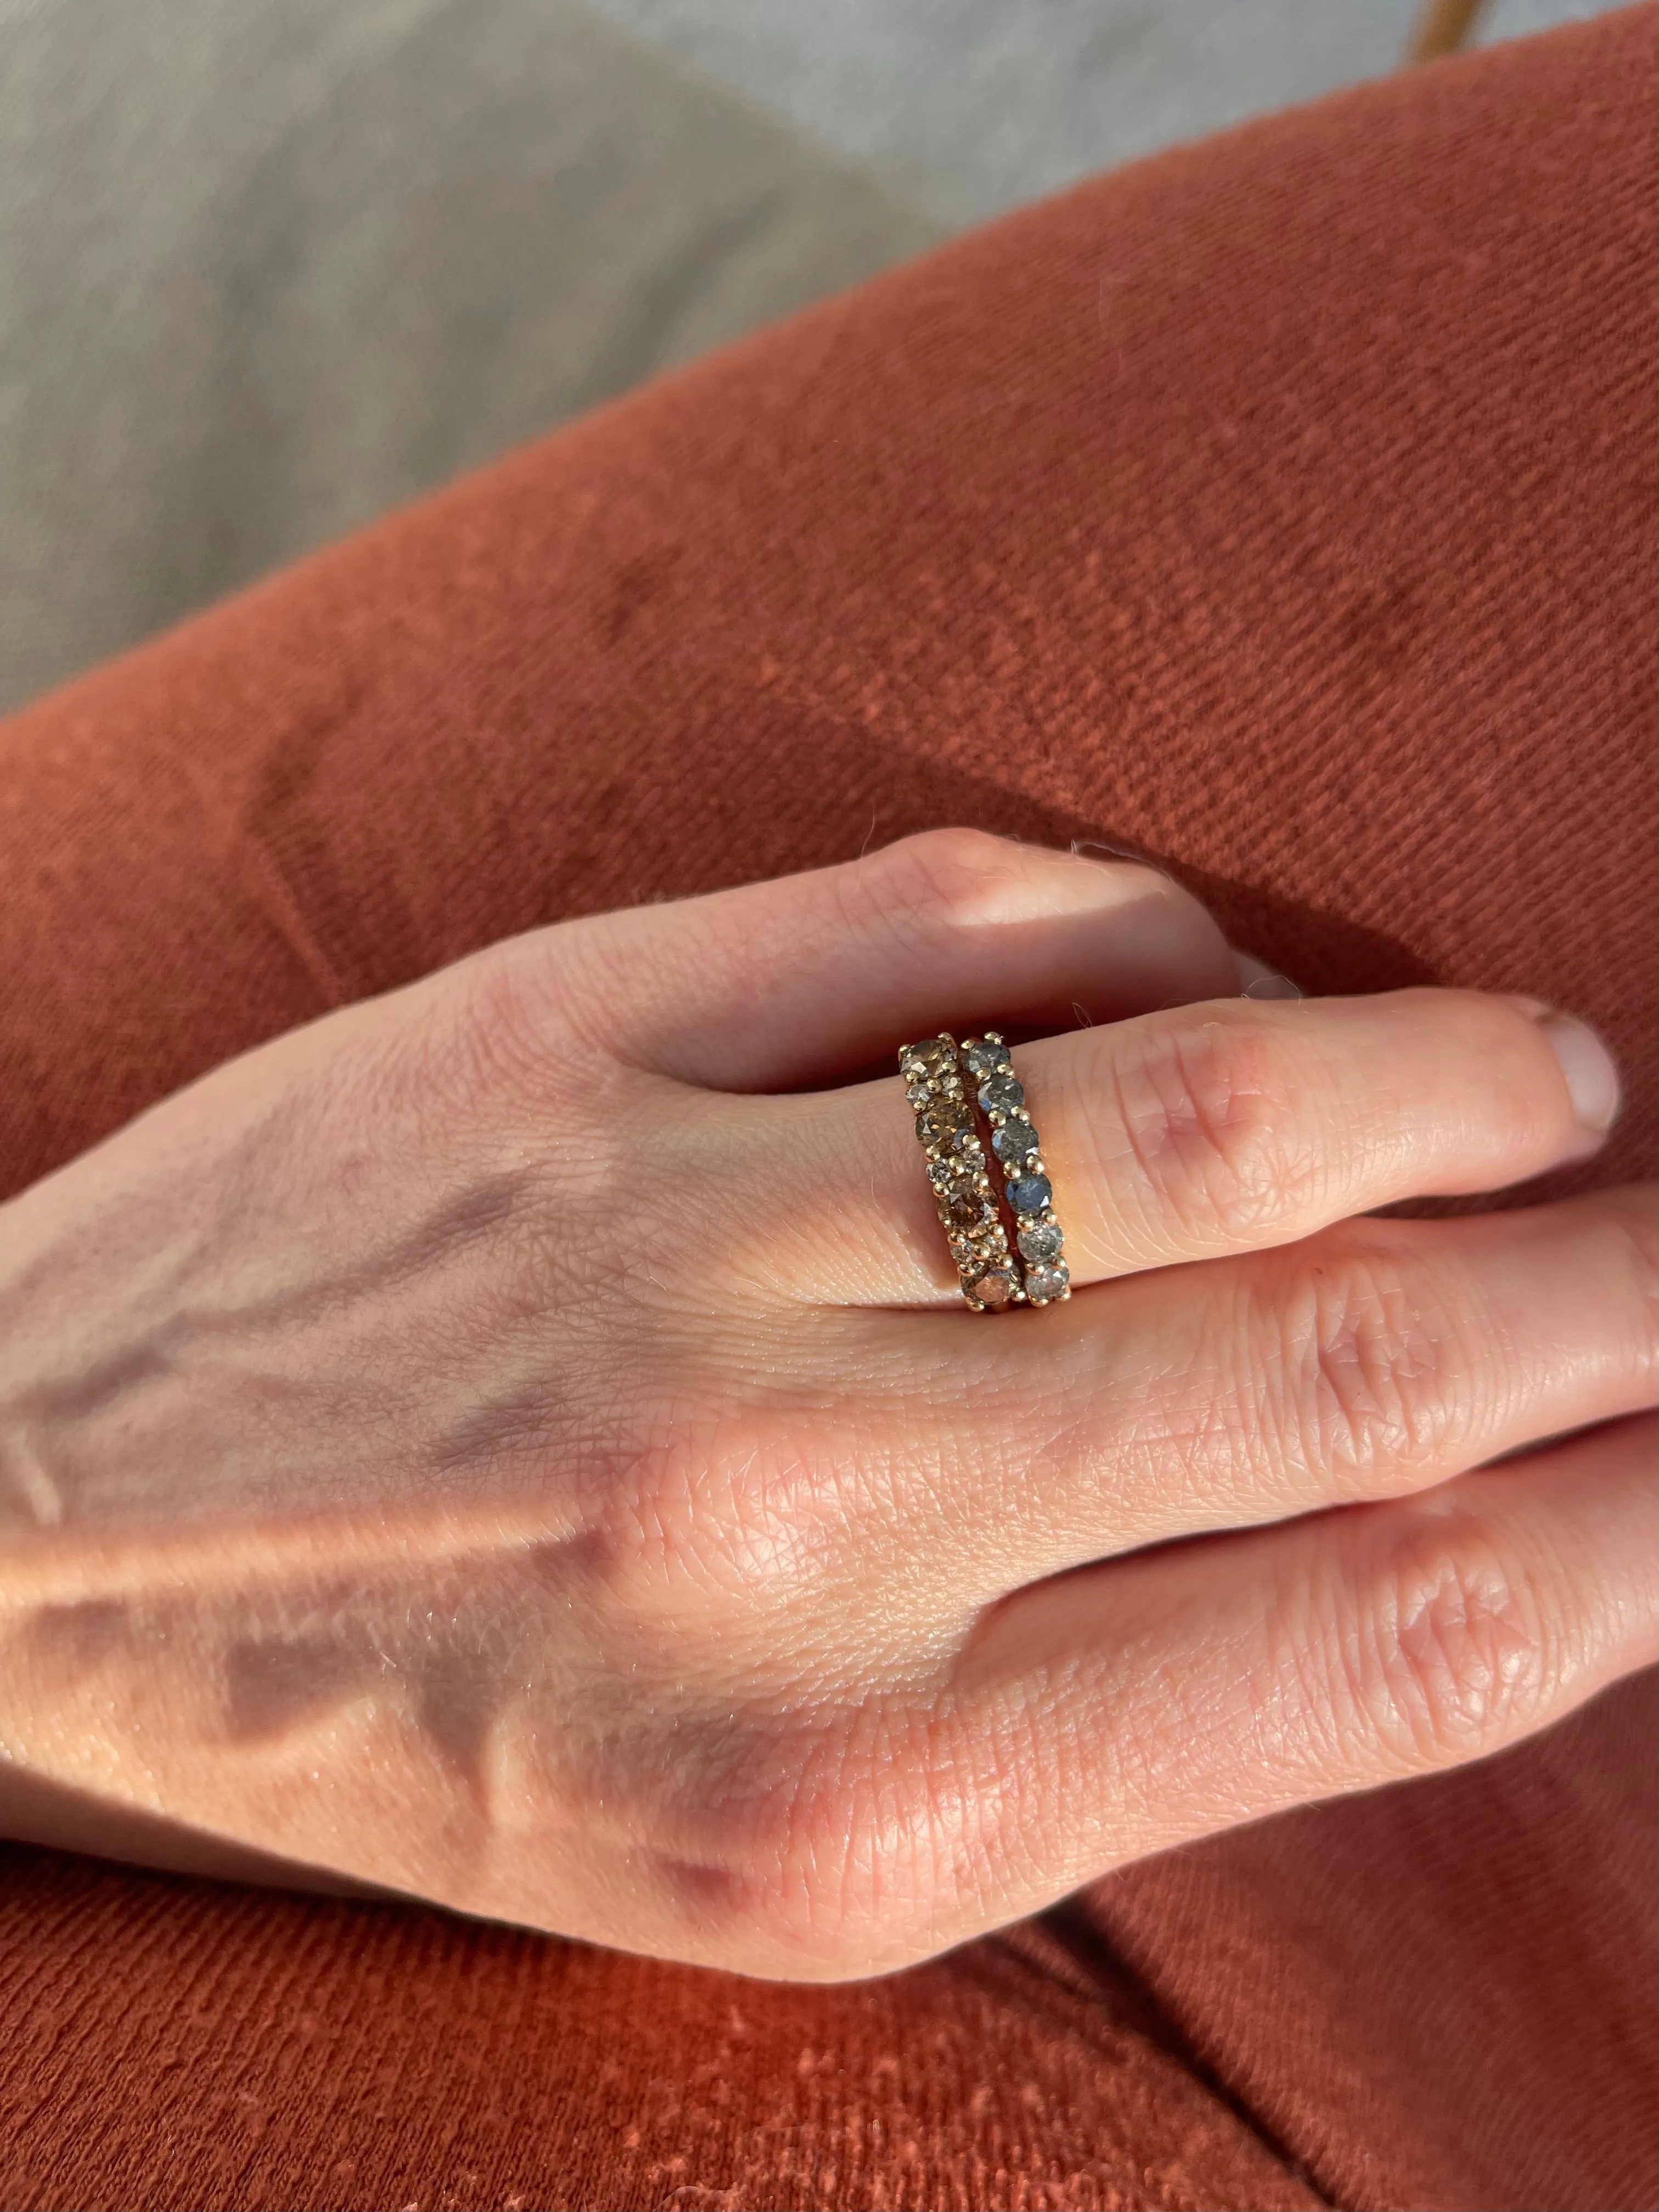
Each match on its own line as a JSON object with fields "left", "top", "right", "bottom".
{"left": 899, "top": 1033, "right": 1025, "bottom": 1310}
{"left": 960, "top": 1030, "right": 1071, "bottom": 1304}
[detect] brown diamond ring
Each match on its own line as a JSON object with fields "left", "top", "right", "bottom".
{"left": 898, "top": 1032, "right": 1025, "bottom": 1310}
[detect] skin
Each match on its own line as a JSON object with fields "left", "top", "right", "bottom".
{"left": 0, "top": 828, "right": 1652, "bottom": 1980}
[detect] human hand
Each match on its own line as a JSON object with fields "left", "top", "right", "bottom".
{"left": 1, "top": 831, "right": 1652, "bottom": 1978}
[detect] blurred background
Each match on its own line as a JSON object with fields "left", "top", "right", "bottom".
{"left": 0, "top": 0, "right": 1619, "bottom": 711}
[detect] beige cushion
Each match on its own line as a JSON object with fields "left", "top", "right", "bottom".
{"left": 0, "top": 0, "right": 937, "bottom": 710}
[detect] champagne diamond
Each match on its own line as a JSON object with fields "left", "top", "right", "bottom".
{"left": 919, "top": 1095, "right": 974, "bottom": 1144}
{"left": 942, "top": 1190, "right": 989, "bottom": 1231}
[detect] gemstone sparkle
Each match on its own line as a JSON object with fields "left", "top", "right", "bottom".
{"left": 992, "top": 1118, "right": 1039, "bottom": 1164}
{"left": 920, "top": 1095, "right": 974, "bottom": 1143}
{"left": 977, "top": 1074, "right": 1026, "bottom": 1115}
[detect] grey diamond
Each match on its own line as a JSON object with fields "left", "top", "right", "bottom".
{"left": 963, "top": 1038, "right": 1009, "bottom": 1077}
{"left": 1025, "top": 1262, "right": 1070, "bottom": 1302}
{"left": 977, "top": 1074, "right": 1026, "bottom": 1115}
{"left": 1018, "top": 1221, "right": 1064, "bottom": 1262}
{"left": 993, "top": 1118, "right": 1039, "bottom": 1164}
{"left": 1005, "top": 1174, "right": 1052, "bottom": 1215}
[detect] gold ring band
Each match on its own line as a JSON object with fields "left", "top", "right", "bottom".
{"left": 898, "top": 1034, "right": 1023, "bottom": 1310}
{"left": 961, "top": 1032, "right": 1071, "bottom": 1304}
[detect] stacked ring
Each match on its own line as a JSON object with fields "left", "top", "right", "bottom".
{"left": 898, "top": 1034, "right": 1025, "bottom": 1310}
{"left": 961, "top": 1032, "right": 1071, "bottom": 1303}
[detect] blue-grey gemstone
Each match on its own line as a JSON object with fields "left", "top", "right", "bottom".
{"left": 1006, "top": 1174, "right": 1051, "bottom": 1215}
{"left": 1025, "top": 1262, "right": 1070, "bottom": 1302}
{"left": 1017, "top": 1221, "right": 1063, "bottom": 1261}
{"left": 963, "top": 1038, "right": 1008, "bottom": 1077}
{"left": 977, "top": 1074, "right": 1026, "bottom": 1115}
{"left": 993, "top": 1118, "right": 1039, "bottom": 1164}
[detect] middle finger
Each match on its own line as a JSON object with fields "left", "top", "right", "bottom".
{"left": 777, "top": 1185, "right": 1657, "bottom": 1600}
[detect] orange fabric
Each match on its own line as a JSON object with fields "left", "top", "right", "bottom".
{"left": 1, "top": 12, "right": 1655, "bottom": 2208}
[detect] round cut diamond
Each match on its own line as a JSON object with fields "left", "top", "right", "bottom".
{"left": 920, "top": 1096, "right": 974, "bottom": 1144}
{"left": 967, "top": 1269, "right": 1014, "bottom": 1308}
{"left": 929, "top": 1133, "right": 982, "bottom": 1173}
{"left": 905, "top": 1080, "right": 932, "bottom": 1106}
{"left": 912, "top": 1038, "right": 955, "bottom": 1072}
{"left": 1018, "top": 1221, "right": 1064, "bottom": 1261}
{"left": 1005, "top": 1174, "right": 1052, "bottom": 1216}
{"left": 993, "top": 1118, "right": 1039, "bottom": 1164}
{"left": 963, "top": 1038, "right": 1009, "bottom": 1077}
{"left": 977, "top": 1074, "right": 1026, "bottom": 1115}
{"left": 1025, "top": 1262, "right": 1070, "bottom": 1302}
{"left": 942, "top": 1190, "right": 988, "bottom": 1231}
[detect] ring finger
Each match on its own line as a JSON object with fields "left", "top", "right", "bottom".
{"left": 751, "top": 984, "right": 1620, "bottom": 1305}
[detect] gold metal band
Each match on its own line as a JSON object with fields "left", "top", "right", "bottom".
{"left": 898, "top": 1033, "right": 1024, "bottom": 1310}
{"left": 960, "top": 1032, "right": 1071, "bottom": 1304}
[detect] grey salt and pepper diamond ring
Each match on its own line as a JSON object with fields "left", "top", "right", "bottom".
{"left": 898, "top": 1031, "right": 1071, "bottom": 1310}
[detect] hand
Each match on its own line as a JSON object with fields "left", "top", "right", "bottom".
{"left": 1, "top": 830, "right": 1652, "bottom": 1979}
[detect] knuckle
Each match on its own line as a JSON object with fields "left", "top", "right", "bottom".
{"left": 398, "top": 942, "right": 586, "bottom": 1122}
{"left": 1606, "top": 1193, "right": 1659, "bottom": 1343}
{"left": 1270, "top": 1235, "right": 1472, "bottom": 1484}
{"left": 766, "top": 1724, "right": 919, "bottom": 1965}
{"left": 649, "top": 1712, "right": 918, "bottom": 1977}
{"left": 772, "top": 1706, "right": 1001, "bottom": 1976}
{"left": 1332, "top": 1512, "right": 1553, "bottom": 1767}
{"left": 651, "top": 1696, "right": 992, "bottom": 1979}
{"left": 615, "top": 1409, "right": 854, "bottom": 1616}
{"left": 863, "top": 825, "right": 1037, "bottom": 929}
{"left": 1105, "top": 1011, "right": 1321, "bottom": 1247}
{"left": 851, "top": 831, "right": 1230, "bottom": 992}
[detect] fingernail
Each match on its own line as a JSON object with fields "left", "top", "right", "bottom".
{"left": 1533, "top": 1010, "right": 1621, "bottom": 1138}
{"left": 1233, "top": 948, "right": 1302, "bottom": 1000}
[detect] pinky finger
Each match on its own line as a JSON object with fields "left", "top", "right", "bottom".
{"left": 963, "top": 1414, "right": 1657, "bottom": 1911}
